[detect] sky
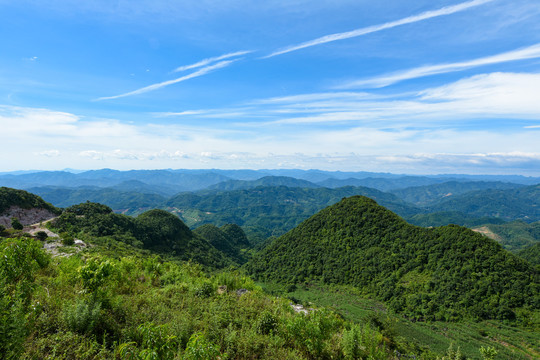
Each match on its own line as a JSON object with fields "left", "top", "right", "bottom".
{"left": 1, "top": 0, "right": 540, "bottom": 175}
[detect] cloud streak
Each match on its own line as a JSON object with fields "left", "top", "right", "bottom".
{"left": 96, "top": 59, "right": 239, "bottom": 101}
{"left": 173, "top": 50, "right": 252, "bottom": 72}
{"left": 341, "top": 43, "right": 540, "bottom": 88}
{"left": 263, "top": 0, "right": 493, "bottom": 58}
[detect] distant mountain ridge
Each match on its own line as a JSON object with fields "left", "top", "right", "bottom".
{"left": 205, "top": 176, "right": 320, "bottom": 192}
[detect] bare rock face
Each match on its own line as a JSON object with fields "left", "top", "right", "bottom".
{"left": 0, "top": 206, "right": 58, "bottom": 228}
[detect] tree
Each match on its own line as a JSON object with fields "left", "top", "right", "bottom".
{"left": 11, "top": 218, "right": 23, "bottom": 230}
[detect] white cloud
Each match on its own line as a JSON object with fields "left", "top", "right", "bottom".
{"left": 35, "top": 150, "right": 60, "bottom": 157}
{"left": 341, "top": 43, "right": 540, "bottom": 88}
{"left": 264, "top": 0, "right": 494, "bottom": 58}
{"left": 251, "top": 72, "right": 540, "bottom": 125}
{"left": 173, "top": 50, "right": 252, "bottom": 72}
{"left": 96, "top": 59, "right": 240, "bottom": 101}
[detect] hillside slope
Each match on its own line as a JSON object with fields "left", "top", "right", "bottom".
{"left": 427, "top": 184, "right": 540, "bottom": 222}
{"left": 246, "top": 196, "right": 539, "bottom": 321}
{"left": 0, "top": 187, "right": 61, "bottom": 227}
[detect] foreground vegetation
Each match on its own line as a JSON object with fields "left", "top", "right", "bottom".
{"left": 0, "top": 235, "right": 436, "bottom": 360}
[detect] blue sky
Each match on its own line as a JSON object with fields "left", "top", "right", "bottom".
{"left": 2, "top": 0, "right": 540, "bottom": 175}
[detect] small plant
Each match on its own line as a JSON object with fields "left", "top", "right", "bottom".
{"left": 117, "top": 323, "right": 179, "bottom": 360}
{"left": 184, "top": 332, "right": 223, "bottom": 360}
{"left": 479, "top": 346, "right": 498, "bottom": 360}
{"left": 62, "top": 298, "right": 101, "bottom": 334}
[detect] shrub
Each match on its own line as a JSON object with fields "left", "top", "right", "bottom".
{"left": 63, "top": 299, "right": 102, "bottom": 334}
{"left": 35, "top": 231, "right": 48, "bottom": 241}
{"left": 11, "top": 217, "right": 23, "bottom": 230}
{"left": 194, "top": 281, "right": 214, "bottom": 298}
{"left": 256, "top": 311, "right": 278, "bottom": 335}
{"left": 183, "top": 332, "right": 223, "bottom": 360}
{"left": 61, "top": 232, "right": 75, "bottom": 246}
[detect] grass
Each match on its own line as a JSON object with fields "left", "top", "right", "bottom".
{"left": 259, "top": 282, "right": 540, "bottom": 360}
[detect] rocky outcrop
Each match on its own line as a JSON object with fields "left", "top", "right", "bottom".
{"left": 0, "top": 206, "right": 58, "bottom": 228}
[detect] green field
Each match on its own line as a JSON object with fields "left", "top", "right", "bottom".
{"left": 260, "top": 283, "right": 540, "bottom": 360}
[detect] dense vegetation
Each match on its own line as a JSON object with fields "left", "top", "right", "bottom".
{"left": 193, "top": 223, "right": 251, "bottom": 264}
{"left": 472, "top": 221, "right": 540, "bottom": 252}
{"left": 52, "top": 202, "right": 231, "bottom": 268}
{"left": 3, "top": 234, "right": 467, "bottom": 360}
{"left": 247, "top": 196, "right": 539, "bottom": 322}
{"left": 166, "top": 185, "right": 419, "bottom": 242}
{"left": 516, "top": 242, "right": 540, "bottom": 266}
{"left": 406, "top": 212, "right": 505, "bottom": 228}
{"left": 0, "top": 186, "right": 61, "bottom": 215}
{"left": 390, "top": 181, "right": 523, "bottom": 207}
{"left": 425, "top": 184, "right": 540, "bottom": 222}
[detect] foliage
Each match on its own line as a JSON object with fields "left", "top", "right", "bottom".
{"left": 51, "top": 202, "right": 231, "bottom": 268}
{"left": 183, "top": 332, "right": 223, "bottom": 360}
{"left": 36, "top": 230, "right": 48, "bottom": 241}
{"left": 118, "top": 323, "right": 179, "bottom": 360}
{"left": 0, "top": 186, "right": 61, "bottom": 215}
{"left": 11, "top": 217, "right": 23, "bottom": 230}
{"left": 478, "top": 221, "right": 540, "bottom": 252}
{"left": 425, "top": 184, "right": 540, "bottom": 223}
{"left": 390, "top": 181, "right": 523, "bottom": 207}
{"left": 247, "top": 196, "right": 539, "bottom": 321}
{"left": 479, "top": 346, "right": 497, "bottom": 360}
{"left": 167, "top": 185, "right": 419, "bottom": 242}
{"left": 516, "top": 242, "right": 540, "bottom": 266}
{"left": 63, "top": 299, "right": 102, "bottom": 334}
{"left": 0, "top": 237, "right": 50, "bottom": 359}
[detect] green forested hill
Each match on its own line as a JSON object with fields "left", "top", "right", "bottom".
{"left": 0, "top": 186, "right": 61, "bottom": 215}
{"left": 52, "top": 202, "right": 231, "bottom": 268}
{"left": 167, "top": 185, "right": 420, "bottom": 241}
{"left": 472, "top": 221, "right": 540, "bottom": 252}
{"left": 246, "top": 196, "right": 539, "bottom": 321}
{"left": 390, "top": 181, "right": 524, "bottom": 206}
{"left": 516, "top": 242, "right": 540, "bottom": 266}
{"left": 426, "top": 184, "right": 540, "bottom": 222}
{"left": 406, "top": 211, "right": 505, "bottom": 228}
{"left": 193, "top": 223, "right": 250, "bottom": 263}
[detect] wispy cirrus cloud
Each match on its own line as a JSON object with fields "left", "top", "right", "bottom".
{"left": 340, "top": 43, "right": 540, "bottom": 88}
{"left": 263, "top": 0, "right": 494, "bottom": 58}
{"left": 173, "top": 50, "right": 252, "bottom": 72}
{"left": 96, "top": 59, "right": 239, "bottom": 101}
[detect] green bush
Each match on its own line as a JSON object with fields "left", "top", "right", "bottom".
{"left": 183, "top": 332, "right": 223, "bottom": 360}
{"left": 61, "top": 232, "right": 75, "bottom": 246}
{"left": 11, "top": 217, "right": 23, "bottom": 230}
{"left": 194, "top": 281, "right": 214, "bottom": 298}
{"left": 63, "top": 299, "right": 102, "bottom": 334}
{"left": 256, "top": 311, "right": 278, "bottom": 335}
{"left": 35, "top": 231, "right": 48, "bottom": 241}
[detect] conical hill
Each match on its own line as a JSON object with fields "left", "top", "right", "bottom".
{"left": 246, "top": 196, "right": 538, "bottom": 321}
